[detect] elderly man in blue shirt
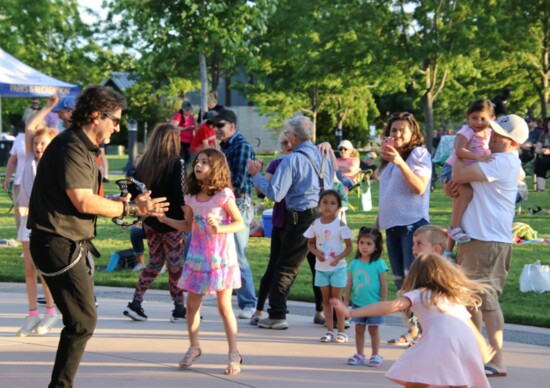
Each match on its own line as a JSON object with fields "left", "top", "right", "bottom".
{"left": 248, "top": 115, "right": 334, "bottom": 329}
{"left": 213, "top": 109, "right": 258, "bottom": 319}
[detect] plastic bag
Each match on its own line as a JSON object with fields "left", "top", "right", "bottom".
{"left": 360, "top": 180, "right": 372, "bottom": 212}
{"left": 519, "top": 260, "right": 550, "bottom": 293}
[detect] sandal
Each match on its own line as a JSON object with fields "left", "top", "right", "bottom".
{"left": 347, "top": 353, "right": 366, "bottom": 365}
{"left": 320, "top": 331, "right": 334, "bottom": 342}
{"left": 367, "top": 355, "right": 383, "bottom": 367}
{"left": 179, "top": 346, "right": 201, "bottom": 367}
{"left": 334, "top": 332, "right": 349, "bottom": 343}
{"left": 387, "top": 333, "right": 414, "bottom": 346}
{"left": 224, "top": 353, "right": 242, "bottom": 375}
{"left": 448, "top": 227, "right": 471, "bottom": 244}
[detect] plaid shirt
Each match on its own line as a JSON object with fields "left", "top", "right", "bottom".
{"left": 220, "top": 131, "right": 255, "bottom": 196}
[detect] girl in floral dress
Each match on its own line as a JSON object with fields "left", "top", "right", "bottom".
{"left": 160, "top": 148, "right": 243, "bottom": 375}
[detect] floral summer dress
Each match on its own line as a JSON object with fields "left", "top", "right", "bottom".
{"left": 178, "top": 188, "right": 241, "bottom": 295}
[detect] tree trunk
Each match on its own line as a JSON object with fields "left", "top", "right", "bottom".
{"left": 422, "top": 92, "right": 434, "bottom": 153}
{"left": 199, "top": 52, "right": 208, "bottom": 113}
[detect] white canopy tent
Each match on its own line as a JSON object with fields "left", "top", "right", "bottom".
{"left": 0, "top": 48, "right": 80, "bottom": 132}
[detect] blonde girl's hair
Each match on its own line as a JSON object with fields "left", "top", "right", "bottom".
{"left": 185, "top": 148, "right": 234, "bottom": 196}
{"left": 135, "top": 123, "right": 181, "bottom": 187}
{"left": 402, "top": 253, "right": 489, "bottom": 310}
{"left": 33, "top": 128, "right": 58, "bottom": 142}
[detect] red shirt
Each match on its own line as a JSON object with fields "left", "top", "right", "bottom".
{"left": 189, "top": 122, "right": 216, "bottom": 153}
{"left": 171, "top": 111, "right": 196, "bottom": 143}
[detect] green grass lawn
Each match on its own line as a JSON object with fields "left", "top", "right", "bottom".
{"left": 1, "top": 155, "right": 550, "bottom": 327}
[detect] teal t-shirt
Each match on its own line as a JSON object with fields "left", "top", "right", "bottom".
{"left": 348, "top": 258, "right": 389, "bottom": 307}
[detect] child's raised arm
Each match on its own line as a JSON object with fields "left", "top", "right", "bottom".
{"left": 26, "top": 95, "right": 58, "bottom": 154}
{"left": 207, "top": 196, "right": 243, "bottom": 234}
{"left": 331, "top": 296, "right": 411, "bottom": 318}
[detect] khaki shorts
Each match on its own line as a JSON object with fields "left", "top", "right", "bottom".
{"left": 457, "top": 239, "right": 512, "bottom": 311}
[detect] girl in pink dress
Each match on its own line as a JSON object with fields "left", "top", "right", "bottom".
{"left": 160, "top": 148, "right": 243, "bottom": 375}
{"left": 331, "top": 253, "right": 494, "bottom": 388}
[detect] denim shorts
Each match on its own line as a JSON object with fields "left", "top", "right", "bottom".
{"left": 439, "top": 163, "right": 452, "bottom": 184}
{"left": 315, "top": 266, "right": 347, "bottom": 288}
{"left": 350, "top": 304, "right": 384, "bottom": 326}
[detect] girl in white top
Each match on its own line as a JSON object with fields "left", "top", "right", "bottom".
{"left": 304, "top": 190, "right": 353, "bottom": 343}
{"left": 16, "top": 95, "right": 59, "bottom": 337}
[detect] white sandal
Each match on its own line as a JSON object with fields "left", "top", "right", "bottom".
{"left": 334, "top": 332, "right": 349, "bottom": 343}
{"left": 320, "top": 331, "right": 334, "bottom": 342}
{"left": 224, "top": 353, "right": 242, "bottom": 375}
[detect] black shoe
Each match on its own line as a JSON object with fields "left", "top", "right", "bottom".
{"left": 170, "top": 304, "right": 186, "bottom": 322}
{"left": 123, "top": 301, "right": 148, "bottom": 321}
{"left": 529, "top": 206, "right": 542, "bottom": 215}
{"left": 102, "top": 177, "right": 110, "bottom": 183}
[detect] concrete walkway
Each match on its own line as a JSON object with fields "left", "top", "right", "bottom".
{"left": 0, "top": 283, "right": 549, "bottom": 387}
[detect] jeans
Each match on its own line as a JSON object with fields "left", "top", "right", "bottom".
{"left": 268, "top": 208, "right": 319, "bottom": 319}
{"left": 30, "top": 230, "right": 97, "bottom": 388}
{"left": 336, "top": 170, "right": 355, "bottom": 189}
{"left": 234, "top": 196, "right": 257, "bottom": 309}
{"left": 130, "top": 225, "right": 146, "bottom": 256}
{"left": 385, "top": 218, "right": 429, "bottom": 289}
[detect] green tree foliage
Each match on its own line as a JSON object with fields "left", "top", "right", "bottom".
{"left": 103, "top": 0, "right": 276, "bottom": 111}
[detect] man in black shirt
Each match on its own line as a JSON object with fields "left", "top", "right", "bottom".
{"left": 28, "top": 85, "right": 168, "bottom": 388}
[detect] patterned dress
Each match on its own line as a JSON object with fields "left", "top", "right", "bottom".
{"left": 178, "top": 188, "right": 241, "bottom": 295}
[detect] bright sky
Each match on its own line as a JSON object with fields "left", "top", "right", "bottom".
{"left": 78, "top": 0, "right": 105, "bottom": 24}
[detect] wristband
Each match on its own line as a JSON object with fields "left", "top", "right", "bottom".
{"left": 129, "top": 201, "right": 138, "bottom": 217}
{"left": 121, "top": 201, "right": 128, "bottom": 217}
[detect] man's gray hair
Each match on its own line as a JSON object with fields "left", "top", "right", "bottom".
{"left": 285, "top": 115, "right": 313, "bottom": 141}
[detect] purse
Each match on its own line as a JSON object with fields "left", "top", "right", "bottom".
{"left": 519, "top": 260, "right": 550, "bottom": 293}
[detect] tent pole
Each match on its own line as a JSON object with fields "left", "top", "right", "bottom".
{"left": 0, "top": 96, "right": 3, "bottom": 133}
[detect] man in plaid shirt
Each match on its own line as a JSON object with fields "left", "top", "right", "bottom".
{"left": 213, "top": 109, "right": 258, "bottom": 319}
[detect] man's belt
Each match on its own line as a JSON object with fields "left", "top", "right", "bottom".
{"left": 286, "top": 208, "right": 320, "bottom": 225}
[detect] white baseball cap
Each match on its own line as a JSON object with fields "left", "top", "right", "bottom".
{"left": 338, "top": 140, "right": 354, "bottom": 150}
{"left": 489, "top": 114, "right": 529, "bottom": 144}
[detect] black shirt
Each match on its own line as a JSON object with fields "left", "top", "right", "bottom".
{"left": 135, "top": 158, "right": 185, "bottom": 233}
{"left": 28, "top": 127, "right": 101, "bottom": 241}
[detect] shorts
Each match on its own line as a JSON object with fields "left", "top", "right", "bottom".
{"left": 457, "top": 239, "right": 512, "bottom": 311}
{"left": 315, "top": 266, "right": 347, "bottom": 288}
{"left": 439, "top": 163, "right": 452, "bottom": 184}
{"left": 350, "top": 304, "right": 384, "bottom": 326}
{"left": 17, "top": 216, "right": 30, "bottom": 242}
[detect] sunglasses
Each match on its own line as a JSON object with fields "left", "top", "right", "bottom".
{"left": 390, "top": 112, "right": 414, "bottom": 120}
{"left": 102, "top": 113, "right": 121, "bottom": 127}
{"left": 339, "top": 147, "right": 348, "bottom": 151}
{"left": 280, "top": 140, "right": 290, "bottom": 147}
{"left": 213, "top": 122, "right": 229, "bottom": 129}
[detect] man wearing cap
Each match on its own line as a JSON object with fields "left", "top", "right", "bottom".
{"left": 212, "top": 109, "right": 257, "bottom": 319}
{"left": 52, "top": 96, "right": 77, "bottom": 131}
{"left": 452, "top": 114, "right": 528, "bottom": 378}
{"left": 170, "top": 101, "right": 196, "bottom": 163}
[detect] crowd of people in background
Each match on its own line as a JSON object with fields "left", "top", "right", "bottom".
{"left": 1, "top": 87, "right": 536, "bottom": 386}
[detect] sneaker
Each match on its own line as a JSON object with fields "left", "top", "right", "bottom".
{"left": 237, "top": 307, "right": 255, "bottom": 319}
{"left": 313, "top": 312, "right": 326, "bottom": 325}
{"left": 249, "top": 316, "right": 260, "bottom": 326}
{"left": 123, "top": 301, "right": 148, "bottom": 321}
{"left": 258, "top": 317, "right": 289, "bottom": 330}
{"left": 34, "top": 313, "right": 59, "bottom": 335}
{"left": 17, "top": 315, "right": 42, "bottom": 337}
{"left": 170, "top": 305, "right": 186, "bottom": 322}
{"left": 132, "top": 263, "right": 146, "bottom": 272}
{"left": 344, "top": 318, "right": 351, "bottom": 329}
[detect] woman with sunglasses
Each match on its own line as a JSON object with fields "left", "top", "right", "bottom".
{"left": 376, "top": 112, "right": 432, "bottom": 345}
{"left": 336, "top": 140, "right": 361, "bottom": 189}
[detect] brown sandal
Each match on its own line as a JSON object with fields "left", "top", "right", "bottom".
{"left": 179, "top": 346, "right": 201, "bottom": 367}
{"left": 224, "top": 352, "right": 242, "bottom": 375}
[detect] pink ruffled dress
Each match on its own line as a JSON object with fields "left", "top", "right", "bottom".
{"left": 385, "top": 289, "right": 490, "bottom": 388}
{"left": 178, "top": 188, "right": 241, "bottom": 295}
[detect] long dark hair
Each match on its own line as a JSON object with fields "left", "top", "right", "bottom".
{"left": 354, "top": 227, "right": 383, "bottom": 262}
{"left": 379, "top": 112, "right": 424, "bottom": 171}
{"left": 135, "top": 123, "right": 181, "bottom": 187}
